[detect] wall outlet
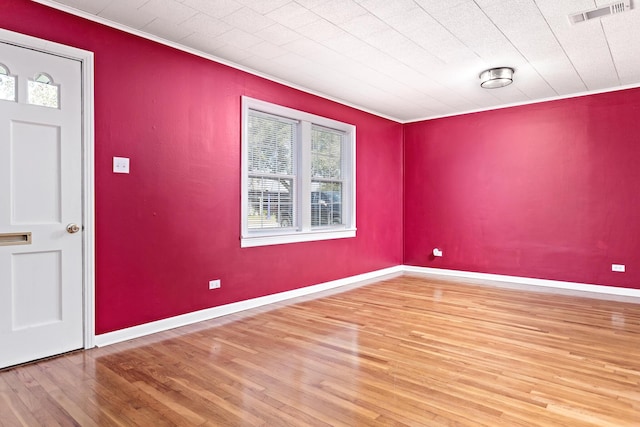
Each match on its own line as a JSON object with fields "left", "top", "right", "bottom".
{"left": 612, "top": 264, "right": 625, "bottom": 273}
{"left": 113, "top": 156, "right": 130, "bottom": 174}
{"left": 209, "top": 279, "right": 221, "bottom": 289}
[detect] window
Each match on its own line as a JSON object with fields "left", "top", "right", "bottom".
{"left": 241, "top": 97, "right": 356, "bottom": 247}
{"left": 0, "top": 64, "right": 16, "bottom": 102}
{"left": 28, "top": 72, "right": 59, "bottom": 108}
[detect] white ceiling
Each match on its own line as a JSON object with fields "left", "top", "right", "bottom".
{"left": 38, "top": 0, "right": 640, "bottom": 122}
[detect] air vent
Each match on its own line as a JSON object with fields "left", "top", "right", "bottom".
{"left": 569, "top": 0, "right": 631, "bottom": 24}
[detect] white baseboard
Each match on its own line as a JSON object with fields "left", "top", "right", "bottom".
{"left": 94, "top": 265, "right": 403, "bottom": 347}
{"left": 95, "top": 264, "right": 640, "bottom": 347}
{"left": 404, "top": 266, "right": 640, "bottom": 299}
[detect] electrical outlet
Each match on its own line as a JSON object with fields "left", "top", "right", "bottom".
{"left": 209, "top": 279, "right": 221, "bottom": 289}
{"left": 612, "top": 264, "right": 625, "bottom": 273}
{"left": 113, "top": 156, "right": 130, "bottom": 174}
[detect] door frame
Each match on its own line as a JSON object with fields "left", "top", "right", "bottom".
{"left": 0, "top": 28, "right": 96, "bottom": 349}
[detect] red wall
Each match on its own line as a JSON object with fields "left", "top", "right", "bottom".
{"left": 3, "top": 1, "right": 403, "bottom": 333}
{"left": 404, "top": 90, "right": 640, "bottom": 289}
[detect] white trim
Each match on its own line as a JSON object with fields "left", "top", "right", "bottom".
{"left": 241, "top": 228, "right": 357, "bottom": 248}
{"left": 0, "top": 29, "right": 96, "bottom": 349}
{"left": 94, "top": 265, "right": 403, "bottom": 347}
{"left": 403, "top": 266, "right": 640, "bottom": 299}
{"left": 404, "top": 81, "right": 640, "bottom": 124}
{"left": 94, "top": 264, "right": 640, "bottom": 347}
{"left": 81, "top": 53, "right": 96, "bottom": 350}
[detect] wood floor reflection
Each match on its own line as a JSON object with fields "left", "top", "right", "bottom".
{"left": 1, "top": 274, "right": 639, "bottom": 426}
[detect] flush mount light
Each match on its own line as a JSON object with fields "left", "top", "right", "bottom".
{"left": 479, "top": 67, "right": 514, "bottom": 89}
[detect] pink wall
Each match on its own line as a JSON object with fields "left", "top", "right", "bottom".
{"left": 4, "top": 1, "right": 403, "bottom": 333}
{"left": 404, "top": 90, "right": 640, "bottom": 289}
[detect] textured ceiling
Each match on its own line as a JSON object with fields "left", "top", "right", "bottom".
{"left": 37, "top": 0, "right": 640, "bottom": 122}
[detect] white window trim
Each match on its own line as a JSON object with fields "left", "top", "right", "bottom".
{"left": 241, "top": 96, "right": 356, "bottom": 248}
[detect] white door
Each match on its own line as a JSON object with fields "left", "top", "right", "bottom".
{"left": 0, "top": 41, "right": 83, "bottom": 369}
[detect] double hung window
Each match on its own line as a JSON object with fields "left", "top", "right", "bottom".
{"left": 241, "top": 97, "right": 356, "bottom": 247}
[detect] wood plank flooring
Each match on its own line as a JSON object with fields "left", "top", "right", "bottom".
{"left": 1, "top": 274, "right": 639, "bottom": 426}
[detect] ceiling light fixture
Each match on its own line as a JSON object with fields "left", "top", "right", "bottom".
{"left": 479, "top": 67, "right": 514, "bottom": 89}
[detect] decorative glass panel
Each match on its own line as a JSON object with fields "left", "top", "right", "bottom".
{"left": 0, "top": 64, "right": 16, "bottom": 102}
{"left": 28, "top": 73, "right": 59, "bottom": 108}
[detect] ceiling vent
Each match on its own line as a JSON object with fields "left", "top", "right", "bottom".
{"left": 569, "top": 0, "right": 631, "bottom": 24}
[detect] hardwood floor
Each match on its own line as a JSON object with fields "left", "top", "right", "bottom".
{"left": 1, "top": 274, "right": 639, "bottom": 426}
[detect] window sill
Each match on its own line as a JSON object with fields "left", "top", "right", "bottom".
{"left": 241, "top": 228, "right": 356, "bottom": 248}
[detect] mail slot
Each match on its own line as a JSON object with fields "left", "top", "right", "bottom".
{"left": 0, "top": 232, "right": 32, "bottom": 246}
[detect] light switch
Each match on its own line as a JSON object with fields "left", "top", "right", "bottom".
{"left": 113, "top": 157, "right": 130, "bottom": 174}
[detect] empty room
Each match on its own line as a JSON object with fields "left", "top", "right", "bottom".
{"left": 1, "top": 0, "right": 639, "bottom": 425}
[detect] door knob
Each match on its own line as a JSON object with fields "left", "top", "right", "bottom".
{"left": 66, "top": 223, "right": 80, "bottom": 234}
